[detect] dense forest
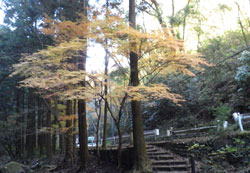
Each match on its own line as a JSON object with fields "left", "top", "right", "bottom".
{"left": 0, "top": 0, "right": 250, "bottom": 173}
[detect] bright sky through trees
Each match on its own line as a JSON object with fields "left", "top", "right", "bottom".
{"left": 1, "top": 0, "right": 250, "bottom": 70}
{"left": 0, "top": 0, "right": 4, "bottom": 24}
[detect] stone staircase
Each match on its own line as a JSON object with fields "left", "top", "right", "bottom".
{"left": 147, "top": 145, "right": 191, "bottom": 173}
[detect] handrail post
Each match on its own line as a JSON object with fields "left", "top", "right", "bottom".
{"left": 190, "top": 155, "right": 196, "bottom": 173}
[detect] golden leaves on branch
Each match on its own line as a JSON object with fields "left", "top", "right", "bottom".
{"left": 86, "top": 15, "right": 209, "bottom": 83}
{"left": 105, "top": 82, "right": 184, "bottom": 103}
{"left": 127, "top": 84, "right": 184, "bottom": 102}
{"left": 59, "top": 115, "right": 78, "bottom": 121}
{"left": 12, "top": 12, "right": 210, "bottom": 105}
{"left": 43, "top": 18, "right": 88, "bottom": 43}
{"left": 12, "top": 39, "right": 86, "bottom": 77}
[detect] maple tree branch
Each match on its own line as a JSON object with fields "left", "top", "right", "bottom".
{"left": 140, "top": 60, "right": 171, "bottom": 83}
{"left": 117, "top": 93, "right": 128, "bottom": 123}
{"left": 98, "top": 92, "right": 128, "bottom": 125}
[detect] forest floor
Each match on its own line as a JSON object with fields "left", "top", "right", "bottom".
{"left": 0, "top": 154, "right": 120, "bottom": 173}
{"left": 34, "top": 154, "right": 119, "bottom": 173}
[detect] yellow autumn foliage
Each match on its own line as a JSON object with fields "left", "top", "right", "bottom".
{"left": 12, "top": 12, "right": 209, "bottom": 103}
{"left": 59, "top": 115, "right": 78, "bottom": 121}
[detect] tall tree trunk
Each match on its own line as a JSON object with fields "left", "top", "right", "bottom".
{"left": 52, "top": 100, "right": 59, "bottom": 155}
{"left": 38, "top": 98, "right": 45, "bottom": 156}
{"left": 182, "top": 0, "right": 191, "bottom": 41}
{"left": 26, "top": 90, "right": 36, "bottom": 158}
{"left": 170, "top": 0, "right": 176, "bottom": 37}
{"left": 116, "top": 123, "right": 122, "bottom": 169}
{"left": 35, "top": 96, "right": 39, "bottom": 150}
{"left": 73, "top": 100, "right": 77, "bottom": 162}
{"left": 236, "top": 2, "right": 249, "bottom": 47}
{"left": 78, "top": 98, "right": 88, "bottom": 169}
{"left": 45, "top": 100, "right": 52, "bottom": 159}
{"left": 77, "top": 42, "right": 88, "bottom": 170}
{"left": 102, "top": 0, "right": 109, "bottom": 149}
{"left": 95, "top": 99, "right": 102, "bottom": 156}
{"left": 129, "top": 0, "right": 150, "bottom": 171}
{"left": 65, "top": 100, "right": 73, "bottom": 165}
{"left": 77, "top": 0, "right": 89, "bottom": 170}
{"left": 102, "top": 44, "right": 109, "bottom": 149}
{"left": 22, "top": 89, "right": 27, "bottom": 157}
{"left": 59, "top": 128, "right": 65, "bottom": 155}
{"left": 15, "top": 89, "right": 21, "bottom": 157}
{"left": 20, "top": 89, "right": 26, "bottom": 157}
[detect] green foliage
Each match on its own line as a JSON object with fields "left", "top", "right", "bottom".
{"left": 197, "top": 30, "right": 250, "bottom": 110}
{"left": 235, "top": 51, "right": 250, "bottom": 88}
{"left": 188, "top": 143, "right": 205, "bottom": 151}
{"left": 144, "top": 29, "right": 250, "bottom": 129}
{"left": 217, "top": 3, "right": 232, "bottom": 12}
{"left": 212, "top": 105, "right": 232, "bottom": 121}
{"left": 233, "top": 137, "right": 246, "bottom": 145}
{"left": 214, "top": 145, "right": 237, "bottom": 154}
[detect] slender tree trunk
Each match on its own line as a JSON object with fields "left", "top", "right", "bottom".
{"left": 26, "top": 90, "right": 36, "bottom": 158}
{"left": 116, "top": 124, "right": 122, "bottom": 169}
{"left": 38, "top": 99, "right": 45, "bottom": 156}
{"left": 171, "top": 0, "right": 175, "bottom": 17}
{"left": 102, "top": 0, "right": 109, "bottom": 149}
{"left": 45, "top": 100, "right": 52, "bottom": 159}
{"left": 105, "top": 95, "right": 127, "bottom": 168}
{"left": 59, "top": 128, "right": 65, "bottom": 155}
{"left": 52, "top": 133, "right": 57, "bottom": 155}
{"left": 96, "top": 99, "right": 102, "bottom": 154}
{"left": 73, "top": 100, "right": 77, "bottom": 162}
{"left": 129, "top": 0, "right": 150, "bottom": 171}
{"left": 35, "top": 96, "right": 39, "bottom": 150}
{"left": 20, "top": 89, "right": 25, "bottom": 157}
{"left": 15, "top": 89, "right": 21, "bottom": 157}
{"left": 236, "top": 2, "right": 249, "bottom": 47}
{"left": 52, "top": 100, "right": 60, "bottom": 155}
{"left": 182, "top": 0, "right": 191, "bottom": 41}
{"left": 102, "top": 44, "right": 109, "bottom": 149}
{"left": 65, "top": 100, "right": 73, "bottom": 165}
{"left": 170, "top": 0, "right": 177, "bottom": 36}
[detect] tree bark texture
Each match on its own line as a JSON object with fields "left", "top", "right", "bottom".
{"left": 102, "top": 41, "right": 109, "bottom": 149}
{"left": 129, "top": 0, "right": 150, "bottom": 171}
{"left": 65, "top": 100, "right": 73, "bottom": 165}
{"left": 77, "top": 0, "right": 89, "bottom": 169}
{"left": 102, "top": 0, "right": 109, "bottom": 149}
{"left": 45, "top": 100, "right": 52, "bottom": 159}
{"left": 26, "top": 90, "right": 36, "bottom": 158}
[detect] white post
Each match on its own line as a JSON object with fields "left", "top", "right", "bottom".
{"left": 233, "top": 112, "right": 244, "bottom": 131}
{"left": 223, "top": 121, "right": 228, "bottom": 129}
{"left": 167, "top": 130, "right": 171, "bottom": 136}
{"left": 217, "top": 120, "right": 221, "bottom": 131}
{"left": 155, "top": 129, "right": 159, "bottom": 136}
{"left": 238, "top": 115, "right": 244, "bottom": 131}
{"left": 154, "top": 129, "right": 159, "bottom": 140}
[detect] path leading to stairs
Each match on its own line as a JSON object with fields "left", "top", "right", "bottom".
{"left": 147, "top": 144, "right": 192, "bottom": 173}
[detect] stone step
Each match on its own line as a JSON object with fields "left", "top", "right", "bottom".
{"left": 153, "top": 165, "right": 190, "bottom": 172}
{"left": 147, "top": 149, "right": 158, "bottom": 152}
{"left": 152, "top": 160, "right": 188, "bottom": 166}
{"left": 149, "top": 155, "right": 175, "bottom": 160}
{"left": 154, "top": 171, "right": 189, "bottom": 173}
{"left": 146, "top": 145, "right": 155, "bottom": 149}
{"left": 148, "top": 152, "right": 171, "bottom": 156}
